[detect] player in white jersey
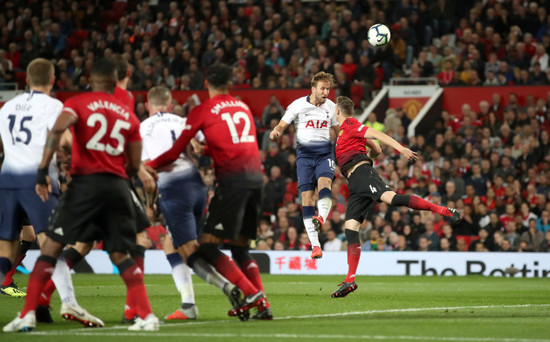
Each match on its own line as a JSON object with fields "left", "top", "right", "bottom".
{"left": 270, "top": 72, "right": 339, "bottom": 259}
{"left": 0, "top": 59, "right": 62, "bottom": 285}
{"left": 141, "top": 86, "right": 241, "bottom": 320}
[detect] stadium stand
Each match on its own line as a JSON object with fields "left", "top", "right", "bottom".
{"left": 0, "top": 0, "right": 549, "bottom": 253}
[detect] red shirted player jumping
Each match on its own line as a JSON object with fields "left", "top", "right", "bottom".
{"left": 331, "top": 96, "right": 462, "bottom": 298}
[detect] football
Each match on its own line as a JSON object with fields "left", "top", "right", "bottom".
{"left": 368, "top": 23, "right": 391, "bottom": 47}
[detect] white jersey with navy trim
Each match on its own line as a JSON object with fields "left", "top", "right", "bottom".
{"left": 0, "top": 91, "right": 62, "bottom": 191}
{"left": 281, "top": 95, "right": 337, "bottom": 157}
{"left": 140, "top": 112, "right": 204, "bottom": 187}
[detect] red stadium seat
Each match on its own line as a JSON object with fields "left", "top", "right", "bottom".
{"left": 350, "top": 84, "right": 364, "bottom": 107}
{"left": 71, "top": 29, "right": 88, "bottom": 40}
{"left": 112, "top": 1, "right": 127, "bottom": 16}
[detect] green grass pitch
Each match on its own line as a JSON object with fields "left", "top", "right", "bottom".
{"left": 1, "top": 274, "right": 549, "bottom": 341}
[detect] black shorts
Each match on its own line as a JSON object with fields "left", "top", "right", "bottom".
{"left": 345, "top": 164, "right": 391, "bottom": 223}
{"left": 47, "top": 174, "right": 137, "bottom": 253}
{"left": 74, "top": 181, "right": 150, "bottom": 244}
{"left": 204, "top": 184, "right": 262, "bottom": 241}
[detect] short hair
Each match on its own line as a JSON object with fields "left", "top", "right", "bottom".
{"left": 311, "top": 71, "right": 334, "bottom": 88}
{"left": 26, "top": 58, "right": 54, "bottom": 87}
{"left": 147, "top": 86, "right": 172, "bottom": 107}
{"left": 111, "top": 55, "right": 129, "bottom": 81}
{"left": 91, "top": 58, "right": 117, "bottom": 78}
{"left": 206, "top": 63, "right": 232, "bottom": 89}
{"left": 336, "top": 96, "right": 354, "bottom": 116}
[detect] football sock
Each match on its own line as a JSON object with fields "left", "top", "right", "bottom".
{"left": 52, "top": 254, "right": 78, "bottom": 306}
{"left": 0, "top": 257, "right": 12, "bottom": 285}
{"left": 20, "top": 255, "right": 56, "bottom": 317}
{"left": 317, "top": 188, "right": 333, "bottom": 222}
{"left": 167, "top": 253, "right": 195, "bottom": 305}
{"left": 303, "top": 206, "right": 320, "bottom": 247}
{"left": 344, "top": 229, "right": 361, "bottom": 283}
{"left": 125, "top": 245, "right": 146, "bottom": 318}
{"left": 199, "top": 243, "right": 258, "bottom": 296}
{"left": 38, "top": 279, "right": 56, "bottom": 306}
{"left": 2, "top": 240, "right": 33, "bottom": 286}
{"left": 231, "top": 246, "right": 264, "bottom": 292}
{"left": 118, "top": 258, "right": 152, "bottom": 320}
{"left": 187, "top": 253, "right": 229, "bottom": 291}
{"left": 391, "top": 194, "right": 449, "bottom": 216}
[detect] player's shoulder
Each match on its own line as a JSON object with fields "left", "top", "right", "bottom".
{"left": 343, "top": 117, "right": 360, "bottom": 127}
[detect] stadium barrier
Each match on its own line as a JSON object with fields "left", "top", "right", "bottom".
{"left": 22, "top": 250, "right": 550, "bottom": 278}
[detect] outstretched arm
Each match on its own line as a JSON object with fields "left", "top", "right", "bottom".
{"left": 269, "top": 120, "right": 289, "bottom": 141}
{"left": 366, "top": 138, "right": 382, "bottom": 159}
{"left": 364, "top": 128, "right": 418, "bottom": 161}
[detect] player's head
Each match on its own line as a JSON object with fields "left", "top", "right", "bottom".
{"left": 205, "top": 63, "right": 232, "bottom": 91}
{"left": 26, "top": 58, "right": 55, "bottom": 89}
{"left": 111, "top": 55, "right": 131, "bottom": 82}
{"left": 310, "top": 71, "right": 333, "bottom": 105}
{"left": 147, "top": 86, "right": 173, "bottom": 115}
{"left": 90, "top": 58, "right": 117, "bottom": 93}
{"left": 336, "top": 96, "right": 354, "bottom": 119}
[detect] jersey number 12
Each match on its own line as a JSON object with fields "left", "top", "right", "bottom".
{"left": 221, "top": 112, "right": 254, "bottom": 144}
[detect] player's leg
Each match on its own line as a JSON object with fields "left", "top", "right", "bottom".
{"left": 123, "top": 186, "right": 150, "bottom": 323}
{"left": 1, "top": 225, "right": 35, "bottom": 297}
{"left": 297, "top": 157, "right": 322, "bottom": 257}
{"left": 380, "top": 191, "right": 461, "bottom": 223}
{"left": 313, "top": 154, "right": 336, "bottom": 231}
{"left": 100, "top": 176, "right": 158, "bottom": 331}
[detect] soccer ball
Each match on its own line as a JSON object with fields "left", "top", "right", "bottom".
{"left": 368, "top": 24, "right": 391, "bottom": 47}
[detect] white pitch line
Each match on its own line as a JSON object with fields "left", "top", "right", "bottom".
{"left": 25, "top": 303, "right": 550, "bottom": 338}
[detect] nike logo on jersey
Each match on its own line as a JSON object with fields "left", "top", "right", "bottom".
{"left": 305, "top": 120, "right": 328, "bottom": 129}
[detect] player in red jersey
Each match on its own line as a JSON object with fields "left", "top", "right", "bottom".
{"left": 3, "top": 59, "right": 159, "bottom": 332}
{"left": 331, "top": 97, "right": 462, "bottom": 298}
{"left": 112, "top": 55, "right": 135, "bottom": 111}
{"left": 146, "top": 64, "right": 272, "bottom": 320}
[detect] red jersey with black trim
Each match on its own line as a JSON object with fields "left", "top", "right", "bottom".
{"left": 114, "top": 86, "right": 135, "bottom": 111}
{"left": 147, "top": 94, "right": 263, "bottom": 186}
{"left": 63, "top": 92, "right": 141, "bottom": 179}
{"left": 336, "top": 117, "right": 369, "bottom": 168}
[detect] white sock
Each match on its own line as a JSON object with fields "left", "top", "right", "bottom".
{"left": 304, "top": 218, "right": 320, "bottom": 247}
{"left": 171, "top": 262, "right": 195, "bottom": 305}
{"left": 317, "top": 197, "right": 332, "bottom": 222}
{"left": 52, "top": 256, "right": 79, "bottom": 307}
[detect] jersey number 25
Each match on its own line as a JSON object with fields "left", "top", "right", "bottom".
{"left": 86, "top": 113, "right": 131, "bottom": 156}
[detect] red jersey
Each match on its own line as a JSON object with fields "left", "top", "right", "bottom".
{"left": 114, "top": 86, "right": 135, "bottom": 111}
{"left": 63, "top": 92, "right": 141, "bottom": 179}
{"left": 147, "top": 94, "right": 263, "bottom": 186}
{"left": 336, "top": 117, "right": 370, "bottom": 172}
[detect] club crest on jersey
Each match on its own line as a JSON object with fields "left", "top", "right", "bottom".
{"left": 305, "top": 120, "right": 328, "bottom": 129}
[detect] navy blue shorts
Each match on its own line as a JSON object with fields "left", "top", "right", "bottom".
{"left": 296, "top": 152, "right": 335, "bottom": 192}
{"left": 158, "top": 172, "right": 206, "bottom": 248}
{"left": 0, "top": 188, "right": 58, "bottom": 240}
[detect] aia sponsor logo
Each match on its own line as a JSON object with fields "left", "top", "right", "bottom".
{"left": 305, "top": 120, "right": 328, "bottom": 129}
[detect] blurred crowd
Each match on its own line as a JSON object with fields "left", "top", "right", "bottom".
{"left": 1, "top": 0, "right": 550, "bottom": 253}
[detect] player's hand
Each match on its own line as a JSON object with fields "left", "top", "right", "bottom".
{"left": 401, "top": 148, "right": 419, "bottom": 162}
{"left": 190, "top": 138, "right": 205, "bottom": 155}
{"left": 36, "top": 176, "right": 52, "bottom": 202}
{"left": 269, "top": 130, "right": 281, "bottom": 141}
{"left": 138, "top": 164, "right": 157, "bottom": 194}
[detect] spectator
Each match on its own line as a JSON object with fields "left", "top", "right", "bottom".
{"left": 520, "top": 218, "right": 546, "bottom": 251}
{"left": 323, "top": 229, "right": 342, "bottom": 252}
{"left": 419, "top": 217, "right": 440, "bottom": 251}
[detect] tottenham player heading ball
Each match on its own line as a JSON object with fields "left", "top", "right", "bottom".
{"left": 368, "top": 24, "right": 391, "bottom": 47}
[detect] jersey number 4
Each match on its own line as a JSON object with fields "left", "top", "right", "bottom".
{"left": 85, "top": 113, "right": 131, "bottom": 156}
{"left": 221, "top": 112, "right": 254, "bottom": 144}
{"left": 7, "top": 115, "right": 32, "bottom": 145}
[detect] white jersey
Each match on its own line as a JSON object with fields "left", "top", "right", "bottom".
{"left": 0, "top": 91, "right": 62, "bottom": 191}
{"left": 140, "top": 112, "right": 204, "bottom": 187}
{"left": 281, "top": 95, "right": 337, "bottom": 157}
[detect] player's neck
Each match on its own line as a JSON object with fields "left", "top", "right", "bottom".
{"left": 29, "top": 86, "right": 51, "bottom": 94}
{"left": 116, "top": 78, "right": 129, "bottom": 90}
{"left": 149, "top": 106, "right": 170, "bottom": 116}
{"left": 208, "top": 88, "right": 229, "bottom": 98}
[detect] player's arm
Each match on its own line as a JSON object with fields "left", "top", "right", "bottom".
{"left": 146, "top": 128, "right": 196, "bottom": 170}
{"left": 366, "top": 138, "right": 382, "bottom": 159}
{"left": 269, "top": 119, "right": 289, "bottom": 141}
{"left": 59, "top": 129, "right": 72, "bottom": 154}
{"left": 364, "top": 128, "right": 418, "bottom": 161}
{"left": 330, "top": 124, "right": 340, "bottom": 141}
{"left": 36, "top": 111, "right": 77, "bottom": 201}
